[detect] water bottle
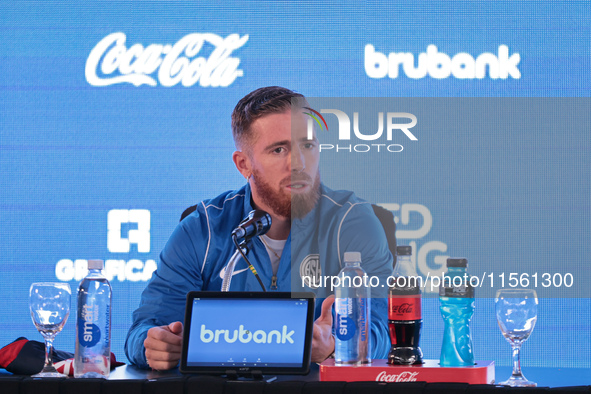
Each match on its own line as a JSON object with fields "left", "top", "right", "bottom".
{"left": 439, "top": 258, "right": 475, "bottom": 367}
{"left": 74, "top": 259, "right": 112, "bottom": 378}
{"left": 334, "top": 252, "right": 371, "bottom": 365}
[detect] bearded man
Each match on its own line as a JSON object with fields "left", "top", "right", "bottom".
{"left": 125, "top": 86, "right": 393, "bottom": 370}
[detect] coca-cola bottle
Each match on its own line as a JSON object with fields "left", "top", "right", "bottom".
{"left": 388, "top": 246, "right": 423, "bottom": 365}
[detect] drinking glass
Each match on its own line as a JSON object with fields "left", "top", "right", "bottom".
{"left": 495, "top": 289, "right": 538, "bottom": 387}
{"left": 29, "top": 282, "right": 71, "bottom": 377}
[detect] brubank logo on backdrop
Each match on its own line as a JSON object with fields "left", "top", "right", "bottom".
{"left": 55, "top": 210, "right": 157, "bottom": 282}
{"left": 365, "top": 45, "right": 521, "bottom": 79}
{"left": 85, "top": 32, "right": 249, "bottom": 87}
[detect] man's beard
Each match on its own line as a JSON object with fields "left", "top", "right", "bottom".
{"left": 251, "top": 170, "right": 321, "bottom": 219}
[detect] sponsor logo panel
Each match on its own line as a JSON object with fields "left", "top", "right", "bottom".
{"left": 55, "top": 209, "right": 157, "bottom": 282}
{"left": 365, "top": 44, "right": 520, "bottom": 79}
{"left": 86, "top": 32, "right": 248, "bottom": 87}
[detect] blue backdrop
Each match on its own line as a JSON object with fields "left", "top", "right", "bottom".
{"left": 1, "top": 1, "right": 589, "bottom": 369}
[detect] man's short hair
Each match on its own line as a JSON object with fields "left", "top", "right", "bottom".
{"left": 231, "top": 86, "right": 307, "bottom": 150}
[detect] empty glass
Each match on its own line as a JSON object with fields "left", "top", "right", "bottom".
{"left": 495, "top": 289, "right": 538, "bottom": 387}
{"left": 29, "top": 282, "right": 71, "bottom": 377}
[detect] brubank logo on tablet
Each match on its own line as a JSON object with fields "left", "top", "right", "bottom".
{"left": 86, "top": 32, "right": 249, "bottom": 87}
{"left": 200, "top": 324, "right": 295, "bottom": 344}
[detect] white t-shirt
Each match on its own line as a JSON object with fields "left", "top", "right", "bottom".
{"left": 260, "top": 234, "right": 286, "bottom": 276}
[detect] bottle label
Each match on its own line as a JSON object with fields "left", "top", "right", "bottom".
{"left": 388, "top": 295, "right": 421, "bottom": 320}
{"left": 439, "top": 283, "right": 475, "bottom": 298}
{"left": 78, "top": 304, "right": 101, "bottom": 347}
{"left": 335, "top": 298, "right": 356, "bottom": 341}
{"left": 359, "top": 297, "right": 368, "bottom": 342}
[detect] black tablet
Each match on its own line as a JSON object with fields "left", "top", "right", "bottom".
{"left": 180, "top": 291, "right": 316, "bottom": 376}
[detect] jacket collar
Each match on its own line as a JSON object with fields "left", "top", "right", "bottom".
{"left": 242, "top": 181, "right": 256, "bottom": 216}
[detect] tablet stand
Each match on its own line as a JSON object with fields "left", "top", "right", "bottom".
{"left": 224, "top": 369, "right": 276, "bottom": 382}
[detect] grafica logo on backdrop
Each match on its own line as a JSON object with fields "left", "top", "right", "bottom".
{"left": 85, "top": 32, "right": 249, "bottom": 87}
{"left": 55, "top": 209, "right": 157, "bottom": 282}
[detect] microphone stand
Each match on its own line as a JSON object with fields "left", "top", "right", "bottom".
{"left": 221, "top": 240, "right": 249, "bottom": 292}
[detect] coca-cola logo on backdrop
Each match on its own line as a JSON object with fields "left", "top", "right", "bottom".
{"left": 85, "top": 32, "right": 249, "bottom": 87}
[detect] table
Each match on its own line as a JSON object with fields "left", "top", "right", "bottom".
{"left": 2, "top": 364, "right": 591, "bottom": 393}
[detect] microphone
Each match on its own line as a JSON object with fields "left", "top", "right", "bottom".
{"left": 231, "top": 210, "right": 272, "bottom": 241}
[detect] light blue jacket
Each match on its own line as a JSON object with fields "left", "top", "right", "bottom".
{"left": 125, "top": 183, "right": 393, "bottom": 368}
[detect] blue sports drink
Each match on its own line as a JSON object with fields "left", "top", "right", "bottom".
{"left": 334, "top": 252, "right": 371, "bottom": 365}
{"left": 439, "top": 258, "right": 475, "bottom": 367}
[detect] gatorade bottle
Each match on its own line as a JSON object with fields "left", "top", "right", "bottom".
{"left": 439, "top": 258, "right": 475, "bottom": 367}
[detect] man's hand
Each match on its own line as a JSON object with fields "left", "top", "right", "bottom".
{"left": 311, "top": 295, "right": 335, "bottom": 363}
{"left": 144, "top": 321, "right": 183, "bottom": 370}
